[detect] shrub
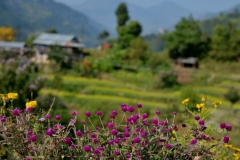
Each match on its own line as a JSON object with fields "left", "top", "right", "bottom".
{"left": 0, "top": 93, "right": 237, "bottom": 159}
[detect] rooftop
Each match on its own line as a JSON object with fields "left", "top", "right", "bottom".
{"left": 0, "top": 41, "right": 25, "bottom": 49}
{"left": 33, "top": 33, "right": 84, "bottom": 48}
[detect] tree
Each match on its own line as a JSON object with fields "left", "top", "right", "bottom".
{"left": 225, "top": 87, "right": 240, "bottom": 110}
{"left": 127, "top": 21, "right": 142, "bottom": 37}
{"left": 46, "top": 28, "right": 58, "bottom": 33}
{"left": 98, "top": 30, "right": 109, "bottom": 42}
{"left": 0, "top": 27, "right": 15, "bottom": 41}
{"left": 129, "top": 37, "right": 149, "bottom": 62}
{"left": 163, "top": 16, "right": 210, "bottom": 59}
{"left": 210, "top": 23, "right": 240, "bottom": 61}
{"left": 115, "top": 3, "right": 129, "bottom": 27}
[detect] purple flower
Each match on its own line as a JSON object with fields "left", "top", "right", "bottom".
{"left": 26, "top": 157, "right": 31, "bottom": 160}
{"left": 142, "top": 113, "right": 148, "bottom": 119}
{"left": 110, "top": 114, "right": 115, "bottom": 119}
{"left": 135, "top": 127, "right": 141, "bottom": 132}
{"left": 220, "top": 122, "right": 226, "bottom": 129}
{"left": 194, "top": 115, "right": 200, "bottom": 121}
{"left": 126, "top": 153, "right": 131, "bottom": 159}
{"left": 82, "top": 120, "right": 86, "bottom": 124}
{"left": 93, "top": 148, "right": 100, "bottom": 154}
{"left": 172, "top": 111, "right": 177, "bottom": 115}
{"left": 121, "top": 103, "right": 127, "bottom": 108}
{"left": 93, "top": 138, "right": 99, "bottom": 144}
{"left": 156, "top": 110, "right": 161, "bottom": 115}
{"left": 205, "top": 136, "right": 210, "bottom": 141}
{"left": 70, "top": 143, "right": 76, "bottom": 149}
{"left": 110, "top": 129, "right": 118, "bottom": 135}
{"left": 182, "top": 123, "right": 187, "bottom": 127}
{"left": 53, "top": 124, "right": 63, "bottom": 131}
{"left": 198, "top": 120, "right": 205, "bottom": 126}
{"left": 71, "top": 111, "right": 78, "bottom": 116}
{"left": 108, "top": 139, "right": 114, "bottom": 145}
{"left": 90, "top": 133, "right": 96, "bottom": 138}
{"left": 128, "top": 106, "right": 135, "bottom": 112}
{"left": 114, "top": 139, "right": 120, "bottom": 144}
{"left": 121, "top": 106, "right": 128, "bottom": 112}
{"left": 151, "top": 128, "right": 156, "bottom": 133}
{"left": 27, "top": 130, "right": 33, "bottom": 135}
{"left": 55, "top": 115, "right": 61, "bottom": 121}
{"left": 114, "top": 150, "right": 120, "bottom": 156}
{"left": 64, "top": 137, "right": 71, "bottom": 144}
{"left": 12, "top": 109, "right": 20, "bottom": 116}
{"left": 226, "top": 124, "right": 232, "bottom": 131}
{"left": 111, "top": 110, "right": 118, "bottom": 116}
{"left": 70, "top": 154, "right": 74, "bottom": 158}
{"left": 137, "top": 103, "right": 142, "bottom": 108}
{"left": 107, "top": 122, "right": 115, "bottom": 129}
{"left": 166, "top": 144, "right": 172, "bottom": 149}
{"left": 122, "top": 137, "right": 127, "bottom": 142}
{"left": 140, "top": 131, "right": 147, "bottom": 137}
{"left": 1, "top": 116, "right": 6, "bottom": 122}
{"left": 223, "top": 135, "right": 230, "bottom": 143}
{"left": 201, "top": 134, "right": 206, "bottom": 139}
{"left": 151, "top": 118, "right": 158, "bottom": 125}
{"left": 96, "top": 111, "right": 102, "bottom": 116}
{"left": 83, "top": 145, "right": 91, "bottom": 152}
{"left": 191, "top": 138, "right": 197, "bottom": 145}
{"left": 45, "top": 114, "right": 51, "bottom": 119}
{"left": 85, "top": 111, "right": 91, "bottom": 117}
{"left": 29, "top": 135, "right": 37, "bottom": 142}
{"left": 132, "top": 137, "right": 141, "bottom": 143}
{"left": 123, "top": 131, "right": 130, "bottom": 137}
{"left": 46, "top": 128, "right": 54, "bottom": 136}
{"left": 69, "top": 119, "right": 75, "bottom": 125}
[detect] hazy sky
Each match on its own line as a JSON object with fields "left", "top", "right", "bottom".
{"left": 55, "top": 0, "right": 240, "bottom": 12}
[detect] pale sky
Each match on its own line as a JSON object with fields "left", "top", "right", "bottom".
{"left": 55, "top": 0, "right": 240, "bottom": 12}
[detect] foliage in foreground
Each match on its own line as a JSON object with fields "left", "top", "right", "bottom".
{"left": 0, "top": 93, "right": 239, "bottom": 159}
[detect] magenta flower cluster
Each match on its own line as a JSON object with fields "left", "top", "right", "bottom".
{"left": 0, "top": 101, "right": 233, "bottom": 159}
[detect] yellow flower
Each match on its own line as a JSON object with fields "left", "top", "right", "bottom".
{"left": 202, "top": 95, "right": 207, "bottom": 101}
{"left": 7, "top": 93, "right": 18, "bottom": 100}
{"left": 224, "top": 144, "right": 232, "bottom": 148}
{"left": 196, "top": 103, "right": 204, "bottom": 109}
{"left": 171, "top": 137, "right": 176, "bottom": 141}
{"left": 213, "top": 101, "right": 221, "bottom": 107}
{"left": 26, "top": 100, "right": 37, "bottom": 108}
{"left": 172, "top": 130, "right": 176, "bottom": 134}
{"left": 182, "top": 98, "right": 190, "bottom": 105}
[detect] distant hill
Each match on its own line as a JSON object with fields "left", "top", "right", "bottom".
{"left": 67, "top": 0, "right": 196, "bottom": 35}
{"left": 0, "top": 0, "right": 103, "bottom": 47}
{"left": 200, "top": 3, "right": 240, "bottom": 34}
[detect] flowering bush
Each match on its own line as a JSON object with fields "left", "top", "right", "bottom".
{"left": 0, "top": 93, "right": 239, "bottom": 159}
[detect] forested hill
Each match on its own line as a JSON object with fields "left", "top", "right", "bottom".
{"left": 0, "top": 0, "right": 103, "bottom": 47}
{"left": 200, "top": 5, "right": 240, "bottom": 34}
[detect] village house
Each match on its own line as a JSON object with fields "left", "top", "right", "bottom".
{"left": 0, "top": 41, "right": 26, "bottom": 55}
{"left": 33, "top": 33, "right": 85, "bottom": 63}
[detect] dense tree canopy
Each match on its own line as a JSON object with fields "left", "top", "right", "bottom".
{"left": 115, "top": 3, "right": 129, "bottom": 27}
{"left": 164, "top": 16, "right": 210, "bottom": 59}
{"left": 210, "top": 23, "right": 240, "bottom": 61}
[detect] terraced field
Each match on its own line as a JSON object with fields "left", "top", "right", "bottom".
{"left": 41, "top": 72, "right": 240, "bottom": 116}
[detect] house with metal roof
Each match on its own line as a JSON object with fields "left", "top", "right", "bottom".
{"left": 33, "top": 33, "right": 85, "bottom": 62}
{"left": 0, "top": 41, "right": 25, "bottom": 53}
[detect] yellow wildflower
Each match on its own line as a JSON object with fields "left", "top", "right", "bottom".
{"left": 172, "top": 130, "right": 176, "bottom": 134}
{"left": 213, "top": 101, "right": 221, "bottom": 107}
{"left": 26, "top": 100, "right": 37, "bottom": 108}
{"left": 224, "top": 144, "right": 232, "bottom": 148}
{"left": 7, "top": 93, "right": 18, "bottom": 100}
{"left": 202, "top": 95, "right": 207, "bottom": 101}
{"left": 182, "top": 98, "right": 190, "bottom": 105}
{"left": 171, "top": 137, "right": 176, "bottom": 141}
